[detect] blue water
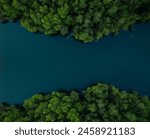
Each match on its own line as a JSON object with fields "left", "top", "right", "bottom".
{"left": 0, "top": 22, "right": 150, "bottom": 103}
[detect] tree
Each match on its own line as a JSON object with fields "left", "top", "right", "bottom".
{"left": 0, "top": 85, "right": 150, "bottom": 122}
{"left": 0, "top": 0, "right": 149, "bottom": 42}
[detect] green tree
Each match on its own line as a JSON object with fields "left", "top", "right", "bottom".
{"left": 0, "top": 83, "right": 150, "bottom": 122}
{"left": 0, "top": 0, "right": 149, "bottom": 42}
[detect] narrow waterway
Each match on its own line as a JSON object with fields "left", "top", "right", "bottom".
{"left": 0, "top": 22, "right": 150, "bottom": 103}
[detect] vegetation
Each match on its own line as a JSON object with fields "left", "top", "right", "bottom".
{"left": 0, "top": 0, "right": 150, "bottom": 42}
{"left": 0, "top": 83, "right": 150, "bottom": 122}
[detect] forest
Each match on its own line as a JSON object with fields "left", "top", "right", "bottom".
{"left": 0, "top": 83, "right": 150, "bottom": 122}
{"left": 0, "top": 0, "right": 150, "bottom": 42}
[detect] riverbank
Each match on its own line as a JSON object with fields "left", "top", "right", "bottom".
{"left": 1, "top": 83, "right": 150, "bottom": 122}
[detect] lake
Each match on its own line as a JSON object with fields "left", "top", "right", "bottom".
{"left": 0, "top": 22, "right": 150, "bottom": 103}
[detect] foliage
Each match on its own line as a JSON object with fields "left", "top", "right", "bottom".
{"left": 0, "top": 0, "right": 150, "bottom": 42}
{"left": 0, "top": 83, "right": 150, "bottom": 122}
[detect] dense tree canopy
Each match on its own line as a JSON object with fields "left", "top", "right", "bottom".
{"left": 0, "top": 0, "right": 150, "bottom": 42}
{"left": 0, "top": 83, "right": 150, "bottom": 122}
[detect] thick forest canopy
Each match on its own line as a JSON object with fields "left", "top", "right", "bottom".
{"left": 0, "top": 0, "right": 150, "bottom": 42}
{"left": 0, "top": 83, "right": 150, "bottom": 122}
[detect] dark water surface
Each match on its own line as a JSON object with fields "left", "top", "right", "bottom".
{"left": 0, "top": 23, "right": 150, "bottom": 103}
